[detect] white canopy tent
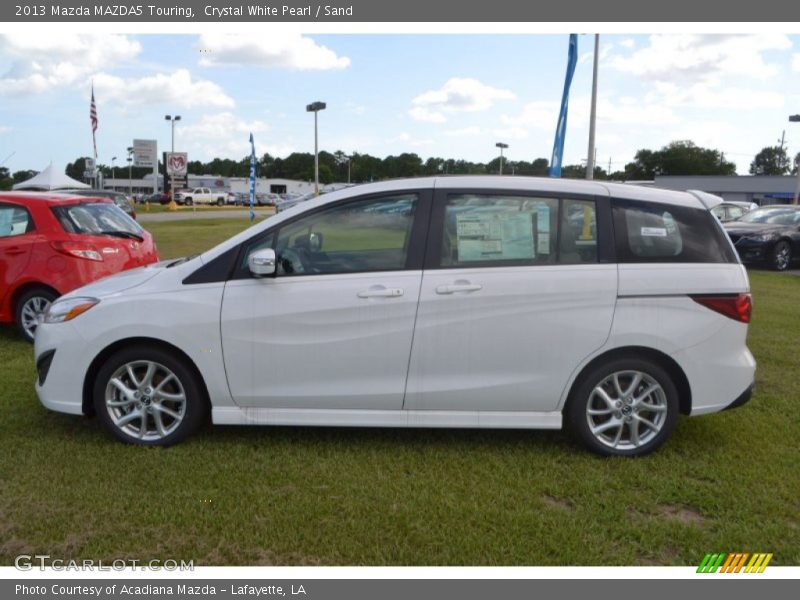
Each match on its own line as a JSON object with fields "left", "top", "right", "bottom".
{"left": 12, "top": 164, "right": 90, "bottom": 191}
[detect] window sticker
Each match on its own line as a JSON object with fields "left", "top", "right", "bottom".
{"left": 641, "top": 227, "right": 668, "bottom": 237}
{"left": 456, "top": 212, "right": 535, "bottom": 262}
{"left": 536, "top": 204, "right": 551, "bottom": 254}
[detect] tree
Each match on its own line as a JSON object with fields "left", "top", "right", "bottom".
{"left": 624, "top": 140, "right": 736, "bottom": 178}
{"left": 749, "top": 146, "right": 790, "bottom": 175}
{"left": 0, "top": 167, "right": 12, "bottom": 191}
{"left": 792, "top": 152, "right": 800, "bottom": 176}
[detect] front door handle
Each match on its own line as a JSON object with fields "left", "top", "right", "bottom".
{"left": 435, "top": 281, "right": 483, "bottom": 295}
{"left": 357, "top": 285, "right": 404, "bottom": 299}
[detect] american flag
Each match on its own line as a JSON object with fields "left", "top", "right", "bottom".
{"left": 90, "top": 83, "right": 98, "bottom": 158}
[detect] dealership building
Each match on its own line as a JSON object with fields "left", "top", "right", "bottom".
{"left": 100, "top": 173, "right": 320, "bottom": 198}
{"left": 652, "top": 175, "right": 800, "bottom": 205}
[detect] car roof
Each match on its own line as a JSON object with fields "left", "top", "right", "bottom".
{"left": 0, "top": 191, "right": 113, "bottom": 205}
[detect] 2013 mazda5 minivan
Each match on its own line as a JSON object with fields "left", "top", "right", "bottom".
{"left": 34, "top": 177, "right": 755, "bottom": 456}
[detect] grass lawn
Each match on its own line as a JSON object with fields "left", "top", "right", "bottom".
{"left": 1, "top": 219, "right": 798, "bottom": 565}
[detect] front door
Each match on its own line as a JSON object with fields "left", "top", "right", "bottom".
{"left": 221, "top": 191, "right": 430, "bottom": 410}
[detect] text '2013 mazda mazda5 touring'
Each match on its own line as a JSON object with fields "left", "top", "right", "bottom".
{"left": 34, "top": 177, "right": 755, "bottom": 456}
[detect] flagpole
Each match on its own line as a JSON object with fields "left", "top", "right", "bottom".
{"left": 585, "top": 34, "right": 599, "bottom": 180}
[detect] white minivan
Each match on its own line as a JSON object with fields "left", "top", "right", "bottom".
{"left": 34, "top": 177, "right": 755, "bottom": 456}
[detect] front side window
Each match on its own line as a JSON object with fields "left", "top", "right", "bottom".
{"left": 0, "top": 205, "right": 33, "bottom": 238}
{"left": 262, "top": 194, "right": 418, "bottom": 276}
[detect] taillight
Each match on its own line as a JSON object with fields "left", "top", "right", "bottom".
{"left": 50, "top": 241, "right": 103, "bottom": 262}
{"left": 691, "top": 293, "right": 751, "bottom": 323}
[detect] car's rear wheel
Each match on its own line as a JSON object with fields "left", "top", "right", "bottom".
{"left": 216, "top": 198, "right": 224, "bottom": 206}
{"left": 771, "top": 240, "right": 792, "bottom": 271}
{"left": 566, "top": 357, "right": 678, "bottom": 457}
{"left": 15, "top": 287, "right": 57, "bottom": 343}
{"left": 93, "top": 346, "right": 207, "bottom": 446}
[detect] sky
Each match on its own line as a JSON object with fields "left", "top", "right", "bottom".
{"left": 2, "top": 31, "right": 800, "bottom": 176}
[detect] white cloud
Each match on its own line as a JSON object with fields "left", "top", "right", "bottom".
{"left": 410, "top": 78, "right": 515, "bottom": 123}
{"left": 610, "top": 34, "right": 792, "bottom": 84}
{"left": 0, "top": 125, "right": 11, "bottom": 135}
{"left": 174, "top": 113, "right": 278, "bottom": 162}
{"left": 408, "top": 106, "right": 446, "bottom": 123}
{"left": 443, "top": 126, "right": 482, "bottom": 137}
{"left": 178, "top": 112, "right": 268, "bottom": 140}
{"left": 94, "top": 69, "right": 235, "bottom": 109}
{"left": 387, "top": 132, "right": 434, "bottom": 147}
{"left": 650, "top": 82, "right": 784, "bottom": 110}
{"left": 500, "top": 101, "right": 558, "bottom": 130}
{"left": 0, "top": 34, "right": 140, "bottom": 94}
{"left": 793, "top": 54, "right": 800, "bottom": 72}
{"left": 197, "top": 33, "right": 350, "bottom": 70}
{"left": 619, "top": 38, "right": 636, "bottom": 50}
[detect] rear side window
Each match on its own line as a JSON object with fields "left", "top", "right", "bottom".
{"left": 52, "top": 202, "right": 142, "bottom": 236}
{"left": 439, "top": 194, "right": 599, "bottom": 267}
{"left": 613, "top": 200, "right": 737, "bottom": 263}
{"left": 0, "top": 205, "right": 34, "bottom": 237}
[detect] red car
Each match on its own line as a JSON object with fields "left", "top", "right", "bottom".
{"left": 0, "top": 192, "right": 159, "bottom": 342}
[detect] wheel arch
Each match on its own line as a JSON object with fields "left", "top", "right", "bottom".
{"left": 12, "top": 282, "right": 61, "bottom": 311}
{"left": 564, "top": 346, "right": 692, "bottom": 416}
{"left": 82, "top": 336, "right": 212, "bottom": 417}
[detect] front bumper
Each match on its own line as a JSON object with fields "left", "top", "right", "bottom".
{"left": 723, "top": 383, "right": 754, "bottom": 411}
{"left": 34, "top": 321, "right": 91, "bottom": 416}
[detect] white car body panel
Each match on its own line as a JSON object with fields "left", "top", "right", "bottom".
{"left": 220, "top": 271, "right": 423, "bottom": 409}
{"left": 404, "top": 264, "right": 617, "bottom": 412}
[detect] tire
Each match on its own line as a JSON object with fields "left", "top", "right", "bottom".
{"left": 771, "top": 240, "right": 792, "bottom": 271}
{"left": 184, "top": 198, "right": 193, "bottom": 206}
{"left": 216, "top": 198, "right": 224, "bottom": 206}
{"left": 93, "top": 345, "right": 208, "bottom": 446}
{"left": 565, "top": 357, "right": 679, "bottom": 457}
{"left": 15, "top": 287, "right": 58, "bottom": 343}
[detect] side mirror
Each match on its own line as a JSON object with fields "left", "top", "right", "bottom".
{"left": 248, "top": 248, "right": 276, "bottom": 277}
{"left": 309, "top": 232, "right": 323, "bottom": 252}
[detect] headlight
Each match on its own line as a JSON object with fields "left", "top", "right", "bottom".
{"left": 744, "top": 232, "right": 778, "bottom": 242}
{"left": 44, "top": 297, "right": 100, "bottom": 324}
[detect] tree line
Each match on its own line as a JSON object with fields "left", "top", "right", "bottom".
{"left": 2, "top": 140, "right": 800, "bottom": 191}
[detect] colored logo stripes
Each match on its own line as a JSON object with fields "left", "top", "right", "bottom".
{"left": 697, "top": 553, "right": 773, "bottom": 573}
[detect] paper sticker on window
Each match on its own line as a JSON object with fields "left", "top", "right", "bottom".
{"left": 456, "top": 212, "right": 535, "bottom": 262}
{"left": 641, "top": 227, "right": 667, "bottom": 237}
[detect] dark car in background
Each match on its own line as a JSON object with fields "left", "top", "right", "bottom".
{"left": 723, "top": 205, "right": 800, "bottom": 270}
{"left": 62, "top": 189, "right": 136, "bottom": 220}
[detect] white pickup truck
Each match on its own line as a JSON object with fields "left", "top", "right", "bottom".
{"left": 174, "top": 187, "right": 229, "bottom": 206}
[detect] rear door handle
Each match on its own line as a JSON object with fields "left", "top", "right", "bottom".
{"left": 4, "top": 247, "right": 25, "bottom": 256}
{"left": 435, "top": 282, "right": 483, "bottom": 295}
{"left": 357, "top": 286, "right": 404, "bottom": 299}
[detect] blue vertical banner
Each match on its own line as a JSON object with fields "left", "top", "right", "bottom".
{"left": 249, "top": 133, "right": 256, "bottom": 222}
{"left": 549, "top": 34, "right": 578, "bottom": 178}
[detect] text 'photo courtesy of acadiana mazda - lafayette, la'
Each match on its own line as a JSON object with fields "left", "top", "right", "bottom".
{"left": 33, "top": 177, "right": 755, "bottom": 456}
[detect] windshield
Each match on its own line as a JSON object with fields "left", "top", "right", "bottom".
{"left": 739, "top": 207, "right": 800, "bottom": 225}
{"left": 52, "top": 202, "right": 143, "bottom": 236}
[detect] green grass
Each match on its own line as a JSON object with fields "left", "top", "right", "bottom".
{"left": 1, "top": 222, "right": 799, "bottom": 565}
{"left": 145, "top": 218, "right": 259, "bottom": 259}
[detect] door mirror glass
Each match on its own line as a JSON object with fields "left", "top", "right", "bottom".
{"left": 248, "top": 248, "right": 276, "bottom": 277}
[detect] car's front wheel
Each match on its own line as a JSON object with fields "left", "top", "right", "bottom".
{"left": 184, "top": 198, "right": 193, "bottom": 206}
{"left": 93, "top": 345, "right": 207, "bottom": 446}
{"left": 566, "top": 357, "right": 679, "bottom": 457}
{"left": 771, "top": 240, "right": 792, "bottom": 271}
{"left": 15, "top": 287, "right": 57, "bottom": 343}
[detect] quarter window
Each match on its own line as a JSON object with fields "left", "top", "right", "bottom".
{"left": 0, "top": 205, "right": 33, "bottom": 238}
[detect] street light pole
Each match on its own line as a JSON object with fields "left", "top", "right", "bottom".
{"left": 306, "top": 101, "right": 326, "bottom": 195}
{"left": 495, "top": 142, "right": 508, "bottom": 175}
{"left": 791, "top": 115, "right": 800, "bottom": 205}
{"left": 164, "top": 115, "right": 182, "bottom": 208}
{"left": 111, "top": 156, "right": 117, "bottom": 189}
{"left": 127, "top": 146, "right": 133, "bottom": 197}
